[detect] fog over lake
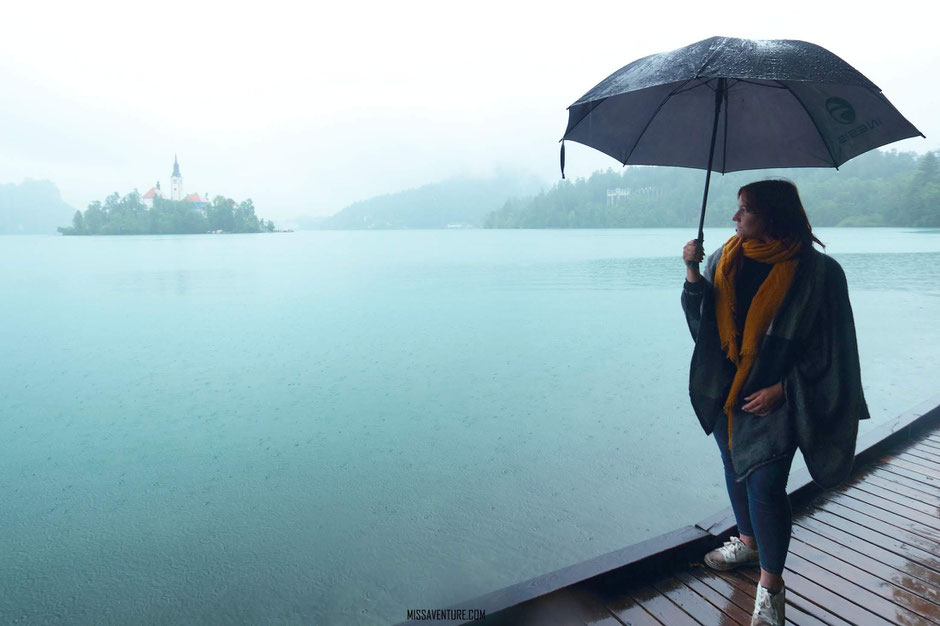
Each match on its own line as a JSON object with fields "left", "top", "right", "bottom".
{"left": 1, "top": 227, "right": 937, "bottom": 625}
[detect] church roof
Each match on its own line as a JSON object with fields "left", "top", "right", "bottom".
{"left": 172, "top": 154, "right": 181, "bottom": 177}
{"left": 183, "top": 192, "right": 207, "bottom": 203}
{"left": 142, "top": 187, "right": 162, "bottom": 199}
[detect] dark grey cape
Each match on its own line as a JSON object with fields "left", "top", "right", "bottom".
{"left": 681, "top": 245, "right": 870, "bottom": 488}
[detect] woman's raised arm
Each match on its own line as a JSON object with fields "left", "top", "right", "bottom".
{"left": 681, "top": 240, "right": 709, "bottom": 341}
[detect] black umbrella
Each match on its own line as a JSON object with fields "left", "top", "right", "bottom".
{"left": 560, "top": 36, "right": 924, "bottom": 266}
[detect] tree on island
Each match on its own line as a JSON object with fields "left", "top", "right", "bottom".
{"left": 59, "top": 191, "right": 276, "bottom": 235}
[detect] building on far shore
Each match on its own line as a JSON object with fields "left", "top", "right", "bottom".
{"left": 141, "top": 181, "right": 163, "bottom": 208}
{"left": 606, "top": 186, "right": 662, "bottom": 206}
{"left": 183, "top": 193, "right": 210, "bottom": 209}
{"left": 141, "top": 156, "right": 209, "bottom": 210}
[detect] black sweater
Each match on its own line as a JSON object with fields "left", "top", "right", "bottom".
{"left": 735, "top": 257, "right": 773, "bottom": 333}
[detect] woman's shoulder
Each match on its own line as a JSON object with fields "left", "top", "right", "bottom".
{"left": 801, "top": 246, "right": 850, "bottom": 295}
{"left": 804, "top": 247, "right": 846, "bottom": 276}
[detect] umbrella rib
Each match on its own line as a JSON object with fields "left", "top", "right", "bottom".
{"left": 623, "top": 78, "right": 699, "bottom": 164}
{"left": 875, "top": 90, "right": 927, "bottom": 139}
{"left": 561, "top": 99, "right": 605, "bottom": 141}
{"left": 780, "top": 82, "right": 840, "bottom": 168}
{"left": 697, "top": 42, "right": 723, "bottom": 78}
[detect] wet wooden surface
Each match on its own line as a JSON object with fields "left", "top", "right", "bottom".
{"left": 489, "top": 425, "right": 940, "bottom": 625}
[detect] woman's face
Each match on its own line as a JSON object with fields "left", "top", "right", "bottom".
{"left": 733, "top": 194, "right": 767, "bottom": 241}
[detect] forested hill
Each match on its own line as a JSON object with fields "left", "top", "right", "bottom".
{"left": 0, "top": 179, "right": 75, "bottom": 234}
{"left": 484, "top": 150, "right": 939, "bottom": 228}
{"left": 318, "top": 173, "right": 545, "bottom": 229}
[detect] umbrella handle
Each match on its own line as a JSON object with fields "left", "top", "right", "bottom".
{"left": 685, "top": 237, "right": 704, "bottom": 270}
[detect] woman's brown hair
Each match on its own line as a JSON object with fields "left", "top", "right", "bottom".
{"left": 738, "top": 179, "right": 824, "bottom": 248}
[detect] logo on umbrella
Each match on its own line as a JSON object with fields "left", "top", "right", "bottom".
{"left": 826, "top": 97, "right": 856, "bottom": 125}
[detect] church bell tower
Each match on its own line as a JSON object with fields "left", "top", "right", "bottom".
{"left": 170, "top": 155, "right": 184, "bottom": 200}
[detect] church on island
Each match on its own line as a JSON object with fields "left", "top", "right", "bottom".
{"left": 141, "top": 156, "right": 209, "bottom": 210}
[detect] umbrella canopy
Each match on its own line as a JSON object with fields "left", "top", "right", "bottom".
{"left": 562, "top": 36, "right": 923, "bottom": 174}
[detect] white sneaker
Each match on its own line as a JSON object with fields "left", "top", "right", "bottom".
{"left": 704, "top": 536, "right": 759, "bottom": 571}
{"left": 751, "top": 583, "right": 786, "bottom": 626}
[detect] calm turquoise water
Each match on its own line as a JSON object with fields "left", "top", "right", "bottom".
{"left": 1, "top": 228, "right": 938, "bottom": 625}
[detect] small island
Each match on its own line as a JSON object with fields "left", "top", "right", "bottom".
{"left": 58, "top": 156, "right": 277, "bottom": 235}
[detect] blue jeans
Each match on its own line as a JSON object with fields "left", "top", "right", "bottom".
{"left": 713, "top": 416, "right": 796, "bottom": 575}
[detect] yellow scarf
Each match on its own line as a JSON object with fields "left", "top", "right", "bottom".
{"left": 714, "top": 235, "right": 802, "bottom": 447}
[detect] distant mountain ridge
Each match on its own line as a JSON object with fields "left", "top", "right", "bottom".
{"left": 0, "top": 179, "right": 75, "bottom": 234}
{"left": 317, "top": 173, "right": 546, "bottom": 229}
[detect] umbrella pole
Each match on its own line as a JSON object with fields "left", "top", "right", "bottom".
{"left": 689, "top": 77, "right": 726, "bottom": 271}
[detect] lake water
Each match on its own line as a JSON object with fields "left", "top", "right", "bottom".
{"left": 1, "top": 228, "right": 938, "bottom": 625}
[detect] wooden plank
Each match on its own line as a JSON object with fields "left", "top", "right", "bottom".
{"left": 731, "top": 567, "right": 842, "bottom": 626}
{"left": 821, "top": 495, "right": 940, "bottom": 551}
{"left": 782, "top": 552, "right": 900, "bottom": 626}
{"left": 907, "top": 437, "right": 940, "bottom": 453}
{"left": 652, "top": 575, "right": 739, "bottom": 626}
{"left": 867, "top": 466, "right": 940, "bottom": 498}
{"left": 794, "top": 515, "right": 940, "bottom": 589}
{"left": 911, "top": 438, "right": 940, "bottom": 452}
{"left": 908, "top": 447, "right": 940, "bottom": 465}
{"left": 711, "top": 568, "right": 760, "bottom": 594}
{"left": 895, "top": 446, "right": 940, "bottom": 466}
{"left": 803, "top": 507, "right": 940, "bottom": 573}
{"left": 711, "top": 568, "right": 810, "bottom": 626}
{"left": 856, "top": 472, "right": 940, "bottom": 511}
{"left": 792, "top": 524, "right": 940, "bottom": 606}
{"left": 675, "top": 571, "right": 751, "bottom": 626}
{"left": 849, "top": 479, "right": 940, "bottom": 519}
{"left": 876, "top": 463, "right": 940, "bottom": 492}
{"left": 824, "top": 491, "right": 940, "bottom": 544}
{"left": 915, "top": 439, "right": 940, "bottom": 454}
{"left": 626, "top": 584, "right": 700, "bottom": 626}
{"left": 838, "top": 486, "right": 940, "bottom": 533}
{"left": 816, "top": 497, "right": 940, "bottom": 558}
{"left": 903, "top": 447, "right": 940, "bottom": 467}
{"left": 883, "top": 455, "right": 940, "bottom": 482}
{"left": 788, "top": 533, "right": 940, "bottom": 623}
{"left": 896, "top": 451, "right": 940, "bottom": 476}
{"left": 603, "top": 590, "right": 662, "bottom": 626}
{"left": 687, "top": 568, "right": 762, "bottom": 620}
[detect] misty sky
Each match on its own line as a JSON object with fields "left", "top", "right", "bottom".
{"left": 1, "top": 0, "right": 937, "bottom": 220}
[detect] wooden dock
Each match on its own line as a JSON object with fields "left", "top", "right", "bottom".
{"left": 400, "top": 396, "right": 940, "bottom": 626}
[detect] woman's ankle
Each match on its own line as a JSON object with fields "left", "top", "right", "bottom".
{"left": 759, "top": 570, "right": 784, "bottom": 594}
{"left": 739, "top": 534, "right": 757, "bottom": 550}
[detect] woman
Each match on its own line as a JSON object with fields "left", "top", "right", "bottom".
{"left": 680, "top": 179, "right": 869, "bottom": 626}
